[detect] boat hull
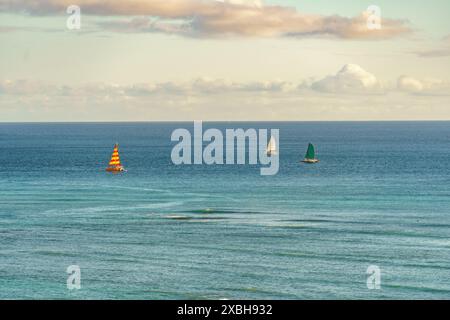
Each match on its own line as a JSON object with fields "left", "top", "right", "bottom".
{"left": 301, "top": 159, "right": 319, "bottom": 164}
{"left": 106, "top": 166, "right": 125, "bottom": 172}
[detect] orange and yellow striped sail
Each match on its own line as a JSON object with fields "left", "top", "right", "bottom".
{"left": 106, "top": 144, "right": 125, "bottom": 172}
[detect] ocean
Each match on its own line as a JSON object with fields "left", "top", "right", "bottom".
{"left": 0, "top": 122, "right": 449, "bottom": 299}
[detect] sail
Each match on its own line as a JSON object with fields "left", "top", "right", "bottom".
{"left": 108, "top": 144, "right": 122, "bottom": 168}
{"left": 305, "top": 143, "right": 315, "bottom": 160}
{"left": 267, "top": 136, "right": 277, "bottom": 154}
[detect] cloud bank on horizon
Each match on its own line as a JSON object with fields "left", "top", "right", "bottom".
{"left": 3, "top": 64, "right": 447, "bottom": 97}
{"left": 0, "top": 0, "right": 412, "bottom": 39}
{"left": 1, "top": 64, "right": 449, "bottom": 121}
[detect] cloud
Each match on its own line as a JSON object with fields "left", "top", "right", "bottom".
{"left": 0, "top": 79, "right": 54, "bottom": 95}
{"left": 397, "top": 76, "right": 450, "bottom": 95}
{"left": 2, "top": 79, "right": 449, "bottom": 122}
{"left": 413, "top": 34, "right": 450, "bottom": 58}
{"left": 0, "top": 0, "right": 412, "bottom": 39}
{"left": 97, "top": 17, "right": 193, "bottom": 35}
{"left": 4, "top": 65, "right": 448, "bottom": 98}
{"left": 0, "top": 78, "right": 296, "bottom": 97}
{"left": 414, "top": 49, "right": 450, "bottom": 58}
{"left": 397, "top": 76, "right": 424, "bottom": 92}
{"left": 312, "top": 64, "right": 382, "bottom": 94}
{"left": 2, "top": 66, "right": 450, "bottom": 121}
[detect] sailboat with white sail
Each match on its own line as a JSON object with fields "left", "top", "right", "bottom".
{"left": 266, "top": 136, "right": 277, "bottom": 156}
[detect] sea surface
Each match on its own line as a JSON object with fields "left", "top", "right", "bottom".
{"left": 0, "top": 122, "right": 449, "bottom": 299}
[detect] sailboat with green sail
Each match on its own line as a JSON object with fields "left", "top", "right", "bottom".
{"left": 301, "top": 143, "right": 319, "bottom": 163}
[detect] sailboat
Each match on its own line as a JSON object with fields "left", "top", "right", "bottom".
{"left": 106, "top": 143, "right": 125, "bottom": 172}
{"left": 266, "top": 136, "right": 277, "bottom": 156}
{"left": 301, "top": 143, "right": 319, "bottom": 164}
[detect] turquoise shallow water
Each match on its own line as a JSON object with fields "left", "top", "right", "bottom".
{"left": 0, "top": 122, "right": 449, "bottom": 299}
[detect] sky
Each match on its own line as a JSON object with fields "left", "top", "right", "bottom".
{"left": 0, "top": 0, "right": 449, "bottom": 121}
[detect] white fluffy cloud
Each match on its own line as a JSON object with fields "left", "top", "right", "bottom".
{"left": 312, "top": 64, "right": 382, "bottom": 94}
{"left": 397, "top": 76, "right": 449, "bottom": 95}
{"left": 397, "top": 76, "right": 424, "bottom": 92}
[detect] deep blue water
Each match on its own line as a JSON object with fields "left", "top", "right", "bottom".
{"left": 0, "top": 122, "right": 449, "bottom": 299}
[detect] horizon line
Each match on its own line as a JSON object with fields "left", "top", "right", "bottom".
{"left": 1, "top": 120, "right": 450, "bottom": 124}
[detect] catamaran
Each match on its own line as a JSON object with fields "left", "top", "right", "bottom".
{"left": 301, "top": 143, "right": 319, "bottom": 163}
{"left": 106, "top": 143, "right": 125, "bottom": 172}
{"left": 266, "top": 136, "right": 277, "bottom": 156}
